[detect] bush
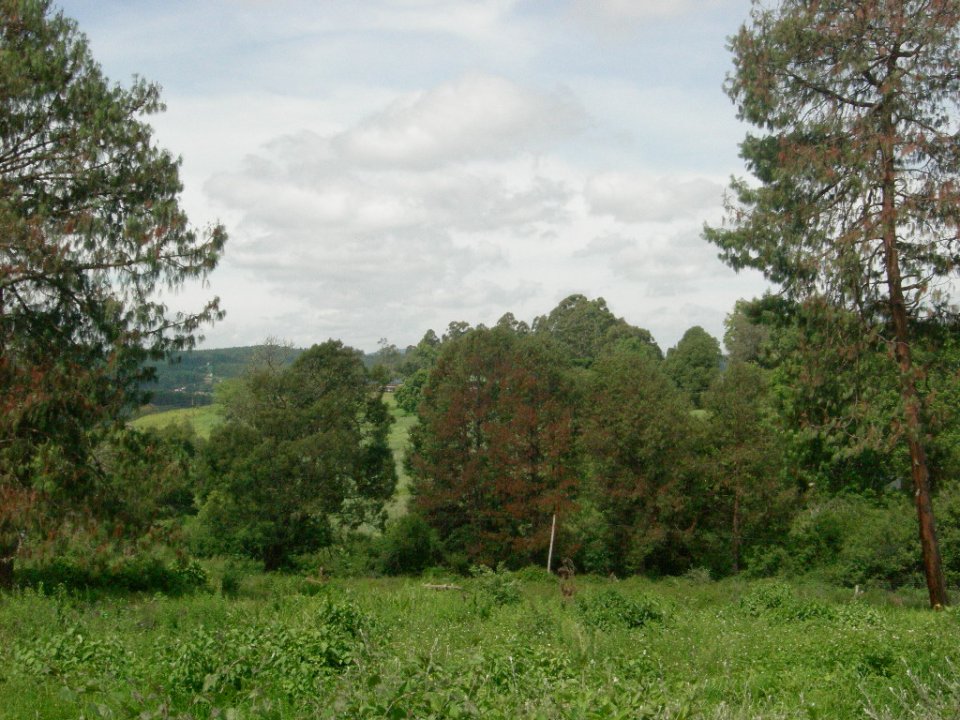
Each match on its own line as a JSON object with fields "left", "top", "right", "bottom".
{"left": 785, "top": 495, "right": 920, "bottom": 588}
{"left": 515, "top": 565, "right": 554, "bottom": 583}
{"left": 739, "top": 580, "right": 796, "bottom": 616}
{"left": 743, "top": 545, "right": 790, "bottom": 578}
{"left": 377, "top": 514, "right": 440, "bottom": 575}
{"left": 931, "top": 482, "right": 960, "bottom": 587}
{"left": 470, "top": 564, "right": 521, "bottom": 609}
{"left": 164, "top": 595, "right": 369, "bottom": 697}
{"left": 216, "top": 557, "right": 260, "bottom": 597}
{"left": 682, "top": 566, "right": 713, "bottom": 583}
{"left": 738, "top": 580, "right": 882, "bottom": 625}
{"left": 15, "top": 553, "right": 208, "bottom": 595}
{"left": 305, "top": 534, "right": 378, "bottom": 578}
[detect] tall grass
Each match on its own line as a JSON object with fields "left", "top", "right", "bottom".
{"left": 1, "top": 573, "right": 958, "bottom": 719}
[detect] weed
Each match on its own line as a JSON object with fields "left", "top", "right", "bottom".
{"left": 576, "top": 588, "right": 664, "bottom": 630}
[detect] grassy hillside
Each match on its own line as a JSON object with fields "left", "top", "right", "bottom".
{"left": 384, "top": 394, "right": 418, "bottom": 519}
{"left": 141, "top": 344, "right": 395, "bottom": 409}
{"left": 142, "top": 345, "right": 303, "bottom": 408}
{"left": 130, "top": 404, "right": 223, "bottom": 439}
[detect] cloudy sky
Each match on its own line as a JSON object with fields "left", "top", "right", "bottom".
{"left": 59, "top": 0, "right": 771, "bottom": 353}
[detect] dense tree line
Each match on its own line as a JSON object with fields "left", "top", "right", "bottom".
{"left": 401, "top": 296, "right": 786, "bottom": 578}
{"left": 392, "top": 293, "right": 960, "bottom": 590}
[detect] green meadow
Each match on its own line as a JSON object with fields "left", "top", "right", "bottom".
{"left": 383, "top": 394, "right": 418, "bottom": 519}
{"left": 131, "top": 405, "right": 223, "bottom": 440}
{"left": 1, "top": 572, "right": 957, "bottom": 720}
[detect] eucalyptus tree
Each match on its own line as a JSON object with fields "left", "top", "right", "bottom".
{"left": 664, "top": 326, "right": 722, "bottom": 407}
{"left": 705, "top": 0, "right": 960, "bottom": 607}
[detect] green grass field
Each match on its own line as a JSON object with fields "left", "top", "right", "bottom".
{"left": 130, "top": 404, "right": 223, "bottom": 439}
{"left": 1, "top": 573, "right": 957, "bottom": 719}
{"left": 383, "top": 393, "right": 418, "bottom": 519}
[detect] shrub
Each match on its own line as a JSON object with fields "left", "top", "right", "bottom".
{"left": 785, "top": 495, "right": 920, "bottom": 588}
{"left": 743, "top": 545, "right": 790, "bottom": 578}
{"left": 165, "top": 595, "right": 369, "bottom": 697}
{"left": 15, "top": 553, "right": 208, "bottom": 594}
{"left": 14, "top": 624, "right": 128, "bottom": 681}
{"left": 515, "top": 565, "right": 554, "bottom": 583}
{"left": 377, "top": 514, "right": 440, "bottom": 575}
{"left": 931, "top": 482, "right": 960, "bottom": 587}
{"left": 306, "top": 534, "right": 378, "bottom": 578}
{"left": 470, "top": 564, "right": 521, "bottom": 607}
{"left": 682, "top": 566, "right": 713, "bottom": 583}
{"left": 217, "top": 557, "right": 259, "bottom": 597}
{"left": 739, "top": 580, "right": 796, "bottom": 616}
{"left": 576, "top": 588, "right": 664, "bottom": 630}
{"left": 738, "top": 580, "right": 883, "bottom": 625}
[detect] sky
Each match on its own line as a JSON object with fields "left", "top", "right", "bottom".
{"left": 58, "top": 0, "right": 772, "bottom": 354}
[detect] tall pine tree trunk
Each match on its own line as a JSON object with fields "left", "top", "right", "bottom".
{"left": 0, "top": 537, "right": 15, "bottom": 591}
{"left": 731, "top": 484, "right": 742, "bottom": 575}
{"left": 881, "top": 116, "right": 949, "bottom": 609}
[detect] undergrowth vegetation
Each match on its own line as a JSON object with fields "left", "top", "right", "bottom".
{"left": 1, "top": 571, "right": 958, "bottom": 719}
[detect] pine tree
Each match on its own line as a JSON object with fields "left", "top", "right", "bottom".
{"left": 0, "top": 0, "right": 224, "bottom": 586}
{"left": 705, "top": 0, "right": 960, "bottom": 607}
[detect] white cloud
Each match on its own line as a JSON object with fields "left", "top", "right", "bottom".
{"left": 330, "top": 74, "right": 586, "bottom": 169}
{"left": 198, "top": 76, "right": 589, "bottom": 347}
{"left": 368, "top": 0, "right": 522, "bottom": 40}
{"left": 584, "top": 173, "right": 723, "bottom": 223}
{"left": 196, "top": 68, "right": 763, "bottom": 349}
{"left": 572, "top": 0, "right": 703, "bottom": 21}
{"left": 569, "top": 0, "right": 744, "bottom": 29}
{"left": 60, "top": 0, "right": 773, "bottom": 352}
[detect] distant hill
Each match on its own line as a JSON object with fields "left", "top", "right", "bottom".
{"left": 140, "top": 343, "right": 394, "bottom": 410}
{"left": 141, "top": 345, "right": 303, "bottom": 409}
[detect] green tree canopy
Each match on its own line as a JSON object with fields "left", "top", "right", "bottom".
{"left": 408, "top": 326, "right": 578, "bottom": 568}
{"left": 533, "top": 294, "right": 660, "bottom": 368}
{"left": 701, "top": 362, "right": 792, "bottom": 575}
{"left": 723, "top": 299, "right": 773, "bottom": 366}
{"left": 580, "top": 344, "right": 699, "bottom": 575}
{"left": 664, "top": 326, "right": 722, "bottom": 407}
{"left": 196, "top": 341, "right": 395, "bottom": 570}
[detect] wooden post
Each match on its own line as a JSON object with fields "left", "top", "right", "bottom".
{"left": 546, "top": 512, "right": 557, "bottom": 573}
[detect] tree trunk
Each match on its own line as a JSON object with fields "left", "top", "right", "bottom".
{"left": 732, "top": 485, "right": 742, "bottom": 575}
{"left": 263, "top": 545, "right": 283, "bottom": 573}
{"left": 0, "top": 555, "right": 13, "bottom": 591}
{"left": 880, "top": 115, "right": 949, "bottom": 609}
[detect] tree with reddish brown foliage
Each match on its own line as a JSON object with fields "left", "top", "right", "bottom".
{"left": 408, "top": 327, "right": 578, "bottom": 568}
{"left": 705, "top": 0, "right": 960, "bottom": 607}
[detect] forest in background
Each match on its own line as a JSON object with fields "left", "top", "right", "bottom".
{"left": 133, "top": 292, "right": 960, "bottom": 588}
